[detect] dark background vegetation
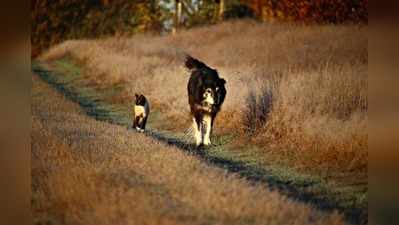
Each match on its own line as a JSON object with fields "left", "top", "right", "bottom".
{"left": 31, "top": 0, "right": 367, "bottom": 57}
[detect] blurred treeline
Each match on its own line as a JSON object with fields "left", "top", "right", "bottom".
{"left": 247, "top": 0, "right": 367, "bottom": 23}
{"left": 31, "top": 0, "right": 367, "bottom": 57}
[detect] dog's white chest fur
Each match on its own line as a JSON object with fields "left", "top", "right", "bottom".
{"left": 134, "top": 102, "right": 149, "bottom": 117}
{"left": 203, "top": 88, "right": 215, "bottom": 105}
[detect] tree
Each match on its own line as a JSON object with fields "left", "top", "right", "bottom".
{"left": 31, "top": 0, "right": 167, "bottom": 57}
{"left": 240, "top": 0, "right": 368, "bottom": 23}
{"left": 172, "top": 0, "right": 182, "bottom": 34}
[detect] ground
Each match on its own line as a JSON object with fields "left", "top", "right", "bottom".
{"left": 32, "top": 73, "right": 349, "bottom": 225}
{"left": 32, "top": 21, "right": 367, "bottom": 225}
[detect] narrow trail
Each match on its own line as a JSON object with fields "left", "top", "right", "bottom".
{"left": 32, "top": 62, "right": 366, "bottom": 225}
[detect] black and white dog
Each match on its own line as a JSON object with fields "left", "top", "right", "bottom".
{"left": 185, "top": 55, "right": 226, "bottom": 147}
{"left": 132, "top": 93, "right": 150, "bottom": 132}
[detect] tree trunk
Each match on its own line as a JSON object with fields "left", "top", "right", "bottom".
{"left": 173, "top": 0, "right": 182, "bottom": 34}
{"left": 150, "top": 0, "right": 157, "bottom": 13}
{"left": 218, "top": 0, "right": 224, "bottom": 21}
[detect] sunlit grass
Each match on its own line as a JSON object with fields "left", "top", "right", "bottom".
{"left": 32, "top": 75, "right": 348, "bottom": 225}
{"left": 37, "top": 20, "right": 368, "bottom": 224}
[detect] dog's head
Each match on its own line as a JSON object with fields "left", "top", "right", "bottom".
{"left": 135, "top": 94, "right": 147, "bottom": 106}
{"left": 201, "top": 76, "right": 226, "bottom": 107}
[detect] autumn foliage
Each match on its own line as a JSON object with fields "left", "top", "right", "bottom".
{"left": 31, "top": 0, "right": 367, "bottom": 57}
{"left": 31, "top": 0, "right": 164, "bottom": 57}
{"left": 243, "top": 0, "right": 367, "bottom": 23}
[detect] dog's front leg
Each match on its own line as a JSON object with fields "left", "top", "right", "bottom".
{"left": 203, "top": 115, "right": 212, "bottom": 146}
{"left": 192, "top": 117, "right": 202, "bottom": 146}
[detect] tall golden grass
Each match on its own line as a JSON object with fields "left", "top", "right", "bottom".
{"left": 40, "top": 20, "right": 367, "bottom": 179}
{"left": 32, "top": 75, "right": 348, "bottom": 225}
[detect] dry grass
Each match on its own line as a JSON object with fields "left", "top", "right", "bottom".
{"left": 39, "top": 20, "right": 367, "bottom": 183}
{"left": 247, "top": 65, "right": 367, "bottom": 177}
{"left": 32, "top": 75, "right": 349, "bottom": 225}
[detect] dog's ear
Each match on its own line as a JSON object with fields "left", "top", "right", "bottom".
{"left": 135, "top": 93, "right": 139, "bottom": 99}
{"left": 219, "top": 78, "right": 226, "bottom": 85}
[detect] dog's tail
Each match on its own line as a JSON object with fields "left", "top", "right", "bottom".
{"left": 184, "top": 55, "right": 207, "bottom": 71}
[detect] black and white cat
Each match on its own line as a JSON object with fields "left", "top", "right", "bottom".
{"left": 132, "top": 94, "right": 150, "bottom": 132}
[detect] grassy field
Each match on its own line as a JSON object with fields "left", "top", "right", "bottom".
{"left": 32, "top": 74, "right": 351, "bottom": 225}
{"left": 34, "top": 20, "right": 367, "bottom": 224}
{"left": 40, "top": 20, "right": 367, "bottom": 174}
